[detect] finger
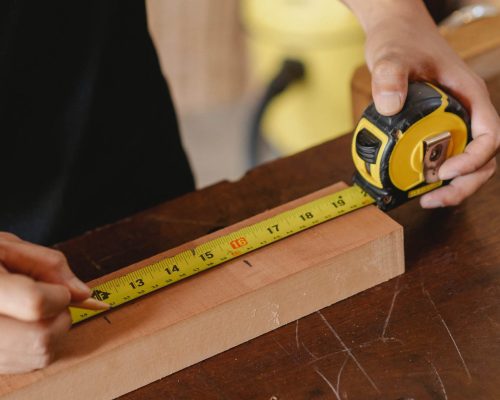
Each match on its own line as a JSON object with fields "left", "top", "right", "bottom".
{"left": 0, "top": 351, "right": 54, "bottom": 374}
{"left": 0, "top": 312, "right": 71, "bottom": 373}
{"left": 0, "top": 241, "right": 90, "bottom": 301}
{"left": 70, "top": 297, "right": 110, "bottom": 311}
{"left": 0, "top": 232, "right": 23, "bottom": 243}
{"left": 439, "top": 133, "right": 499, "bottom": 180}
{"left": 439, "top": 69, "right": 499, "bottom": 138}
{"left": 0, "top": 274, "right": 71, "bottom": 321}
{"left": 420, "top": 158, "right": 496, "bottom": 208}
{"left": 0, "top": 236, "right": 20, "bottom": 273}
{"left": 438, "top": 70, "right": 500, "bottom": 180}
{"left": 0, "top": 311, "right": 70, "bottom": 353}
{"left": 371, "top": 56, "right": 409, "bottom": 116}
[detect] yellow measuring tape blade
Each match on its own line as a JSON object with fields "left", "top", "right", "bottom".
{"left": 70, "top": 185, "right": 374, "bottom": 324}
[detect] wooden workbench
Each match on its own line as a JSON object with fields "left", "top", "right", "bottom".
{"left": 56, "top": 78, "right": 500, "bottom": 399}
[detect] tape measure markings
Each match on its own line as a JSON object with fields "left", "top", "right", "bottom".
{"left": 70, "top": 185, "right": 374, "bottom": 324}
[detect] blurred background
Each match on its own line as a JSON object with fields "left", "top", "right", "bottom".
{"left": 145, "top": 0, "right": 500, "bottom": 188}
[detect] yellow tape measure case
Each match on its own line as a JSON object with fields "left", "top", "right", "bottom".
{"left": 352, "top": 82, "right": 471, "bottom": 210}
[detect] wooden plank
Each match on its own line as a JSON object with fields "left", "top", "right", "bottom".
{"left": 118, "top": 136, "right": 500, "bottom": 399}
{"left": 0, "top": 182, "right": 404, "bottom": 400}
{"left": 351, "top": 15, "right": 500, "bottom": 122}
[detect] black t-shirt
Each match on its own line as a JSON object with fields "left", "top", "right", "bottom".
{"left": 0, "top": 1, "right": 194, "bottom": 245}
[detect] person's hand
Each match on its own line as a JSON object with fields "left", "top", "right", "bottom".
{"left": 0, "top": 232, "right": 91, "bottom": 374}
{"left": 344, "top": 0, "right": 499, "bottom": 207}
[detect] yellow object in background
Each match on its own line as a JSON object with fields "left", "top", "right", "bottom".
{"left": 241, "top": 0, "right": 366, "bottom": 155}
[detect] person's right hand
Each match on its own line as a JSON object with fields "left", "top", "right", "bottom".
{"left": 342, "top": 0, "right": 499, "bottom": 207}
{"left": 0, "top": 232, "right": 91, "bottom": 374}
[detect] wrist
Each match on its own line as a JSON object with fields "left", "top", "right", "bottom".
{"left": 342, "top": 0, "right": 434, "bottom": 33}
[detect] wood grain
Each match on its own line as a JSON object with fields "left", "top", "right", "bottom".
{"left": 0, "top": 183, "right": 403, "bottom": 400}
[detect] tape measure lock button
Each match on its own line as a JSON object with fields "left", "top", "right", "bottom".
{"left": 355, "top": 128, "right": 382, "bottom": 176}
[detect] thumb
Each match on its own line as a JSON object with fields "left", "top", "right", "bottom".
{"left": 370, "top": 58, "right": 409, "bottom": 116}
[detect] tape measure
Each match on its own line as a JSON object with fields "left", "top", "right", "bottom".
{"left": 69, "top": 185, "right": 373, "bottom": 323}
{"left": 70, "top": 81, "right": 470, "bottom": 324}
{"left": 353, "top": 82, "right": 471, "bottom": 210}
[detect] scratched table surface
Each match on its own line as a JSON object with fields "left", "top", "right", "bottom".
{"left": 57, "top": 76, "right": 500, "bottom": 400}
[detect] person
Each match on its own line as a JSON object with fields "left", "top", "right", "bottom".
{"left": 0, "top": 0, "right": 498, "bottom": 374}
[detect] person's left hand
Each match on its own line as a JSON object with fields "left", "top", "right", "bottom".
{"left": 362, "top": 1, "right": 499, "bottom": 207}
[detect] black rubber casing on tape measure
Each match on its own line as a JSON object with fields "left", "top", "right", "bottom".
{"left": 352, "top": 82, "right": 472, "bottom": 211}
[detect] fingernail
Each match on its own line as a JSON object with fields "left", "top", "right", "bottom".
{"left": 69, "top": 278, "right": 91, "bottom": 295}
{"left": 439, "top": 169, "right": 458, "bottom": 180}
{"left": 377, "top": 92, "right": 402, "bottom": 115}
{"left": 421, "top": 197, "right": 443, "bottom": 208}
{"left": 71, "top": 297, "right": 110, "bottom": 311}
